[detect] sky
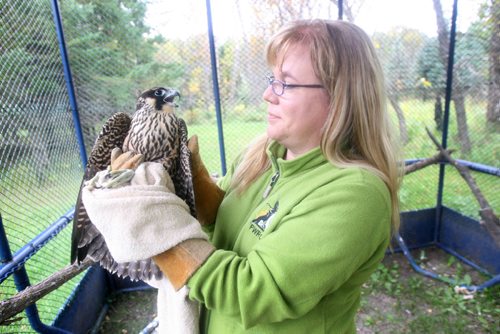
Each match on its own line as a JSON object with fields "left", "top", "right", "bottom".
{"left": 357, "top": 0, "right": 481, "bottom": 36}
{"left": 145, "top": 0, "right": 482, "bottom": 41}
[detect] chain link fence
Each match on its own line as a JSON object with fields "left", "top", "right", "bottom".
{"left": 0, "top": 0, "right": 497, "bottom": 332}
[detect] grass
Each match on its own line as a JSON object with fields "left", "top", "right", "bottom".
{"left": 187, "top": 119, "right": 267, "bottom": 175}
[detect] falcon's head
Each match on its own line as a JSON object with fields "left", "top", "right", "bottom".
{"left": 136, "top": 87, "right": 181, "bottom": 112}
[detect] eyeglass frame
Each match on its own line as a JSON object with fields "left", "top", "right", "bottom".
{"left": 266, "top": 74, "right": 324, "bottom": 96}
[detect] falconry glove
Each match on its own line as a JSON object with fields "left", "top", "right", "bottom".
{"left": 81, "top": 161, "right": 213, "bottom": 264}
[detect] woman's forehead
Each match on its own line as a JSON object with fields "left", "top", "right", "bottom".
{"left": 273, "top": 44, "right": 309, "bottom": 67}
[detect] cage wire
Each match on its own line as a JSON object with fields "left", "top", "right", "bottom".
{"left": 0, "top": 0, "right": 498, "bottom": 332}
{"left": 0, "top": 0, "right": 84, "bottom": 332}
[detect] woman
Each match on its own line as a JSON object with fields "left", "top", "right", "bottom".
{"left": 84, "top": 19, "right": 401, "bottom": 333}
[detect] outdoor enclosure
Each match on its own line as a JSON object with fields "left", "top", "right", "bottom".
{"left": 0, "top": 0, "right": 498, "bottom": 333}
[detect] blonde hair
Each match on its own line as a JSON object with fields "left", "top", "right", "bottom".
{"left": 230, "top": 19, "right": 402, "bottom": 232}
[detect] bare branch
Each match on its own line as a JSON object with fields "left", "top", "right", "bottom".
{"left": 404, "top": 150, "right": 453, "bottom": 175}
{"left": 0, "top": 259, "right": 93, "bottom": 325}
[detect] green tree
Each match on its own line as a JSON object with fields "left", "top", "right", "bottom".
{"left": 432, "top": 0, "right": 472, "bottom": 154}
{"left": 373, "top": 28, "right": 426, "bottom": 144}
{"left": 60, "top": 0, "right": 184, "bottom": 153}
{"left": 417, "top": 38, "right": 446, "bottom": 130}
{"left": 418, "top": 2, "right": 489, "bottom": 144}
{"left": 0, "top": 0, "right": 66, "bottom": 176}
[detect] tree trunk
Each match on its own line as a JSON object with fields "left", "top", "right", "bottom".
{"left": 329, "top": 0, "right": 364, "bottom": 22}
{"left": 453, "top": 91, "right": 472, "bottom": 153}
{"left": 487, "top": 0, "right": 500, "bottom": 125}
{"left": 388, "top": 94, "right": 408, "bottom": 144}
{"left": 434, "top": 95, "right": 443, "bottom": 131}
{"left": 432, "top": 0, "right": 449, "bottom": 62}
{"left": 432, "top": 0, "right": 472, "bottom": 154}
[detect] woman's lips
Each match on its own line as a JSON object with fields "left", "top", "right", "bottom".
{"left": 268, "top": 113, "right": 280, "bottom": 121}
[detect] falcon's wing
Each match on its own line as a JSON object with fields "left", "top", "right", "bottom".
{"left": 70, "top": 112, "right": 132, "bottom": 265}
{"left": 171, "top": 117, "right": 197, "bottom": 217}
{"left": 71, "top": 112, "right": 163, "bottom": 281}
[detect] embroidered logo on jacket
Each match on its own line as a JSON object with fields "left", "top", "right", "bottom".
{"left": 250, "top": 201, "right": 279, "bottom": 238}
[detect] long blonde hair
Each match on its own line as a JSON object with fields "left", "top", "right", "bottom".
{"left": 230, "top": 19, "right": 402, "bottom": 232}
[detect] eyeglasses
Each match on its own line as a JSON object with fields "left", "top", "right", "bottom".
{"left": 266, "top": 75, "right": 323, "bottom": 96}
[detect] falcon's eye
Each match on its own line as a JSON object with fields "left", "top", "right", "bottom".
{"left": 154, "top": 89, "right": 165, "bottom": 97}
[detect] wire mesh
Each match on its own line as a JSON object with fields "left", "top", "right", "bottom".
{"left": 0, "top": 0, "right": 83, "bottom": 332}
{"left": 0, "top": 0, "right": 497, "bottom": 332}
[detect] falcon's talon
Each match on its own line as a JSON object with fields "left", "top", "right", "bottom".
{"left": 102, "top": 169, "right": 135, "bottom": 189}
{"left": 84, "top": 168, "right": 135, "bottom": 190}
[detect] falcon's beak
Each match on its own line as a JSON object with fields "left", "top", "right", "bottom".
{"left": 163, "top": 90, "right": 181, "bottom": 108}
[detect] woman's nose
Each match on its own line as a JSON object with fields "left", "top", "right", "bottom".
{"left": 263, "top": 85, "right": 278, "bottom": 103}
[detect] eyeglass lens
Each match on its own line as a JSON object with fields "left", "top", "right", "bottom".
{"left": 267, "top": 76, "right": 284, "bottom": 96}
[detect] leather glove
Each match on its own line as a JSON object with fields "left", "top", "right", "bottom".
{"left": 152, "top": 136, "right": 225, "bottom": 290}
{"left": 81, "top": 154, "right": 211, "bottom": 264}
{"left": 154, "top": 239, "right": 215, "bottom": 290}
{"left": 110, "top": 147, "right": 144, "bottom": 170}
{"left": 188, "top": 135, "right": 225, "bottom": 226}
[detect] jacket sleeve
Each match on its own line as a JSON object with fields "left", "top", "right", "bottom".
{"left": 187, "top": 173, "right": 391, "bottom": 328}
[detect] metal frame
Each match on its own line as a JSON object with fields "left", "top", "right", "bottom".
{"left": 0, "top": 213, "right": 73, "bottom": 333}
{"left": 206, "top": 0, "right": 227, "bottom": 175}
{"left": 0, "top": 0, "right": 498, "bottom": 332}
{"left": 395, "top": 0, "right": 499, "bottom": 292}
{"left": 51, "top": 0, "right": 87, "bottom": 168}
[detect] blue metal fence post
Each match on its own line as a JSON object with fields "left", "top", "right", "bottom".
{"left": 0, "top": 214, "right": 13, "bottom": 271}
{"left": 51, "top": 0, "right": 88, "bottom": 168}
{"left": 434, "top": 0, "right": 459, "bottom": 240}
{"left": 205, "top": 0, "right": 227, "bottom": 175}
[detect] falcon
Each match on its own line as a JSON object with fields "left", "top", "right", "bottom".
{"left": 70, "top": 87, "right": 195, "bottom": 281}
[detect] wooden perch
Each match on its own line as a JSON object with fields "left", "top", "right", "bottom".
{"left": 0, "top": 258, "right": 93, "bottom": 326}
{"left": 404, "top": 150, "right": 454, "bottom": 175}
{"left": 425, "top": 127, "right": 500, "bottom": 246}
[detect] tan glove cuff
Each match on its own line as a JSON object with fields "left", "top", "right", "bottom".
{"left": 192, "top": 172, "right": 225, "bottom": 226}
{"left": 153, "top": 239, "right": 215, "bottom": 290}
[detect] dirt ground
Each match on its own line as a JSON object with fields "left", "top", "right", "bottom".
{"left": 356, "top": 248, "right": 499, "bottom": 334}
{"left": 98, "top": 248, "right": 499, "bottom": 333}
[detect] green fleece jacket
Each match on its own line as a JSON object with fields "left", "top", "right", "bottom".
{"left": 187, "top": 141, "right": 391, "bottom": 334}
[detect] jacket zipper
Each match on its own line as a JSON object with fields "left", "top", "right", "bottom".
{"left": 263, "top": 171, "right": 280, "bottom": 199}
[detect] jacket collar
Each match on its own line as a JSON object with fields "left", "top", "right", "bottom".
{"left": 266, "top": 140, "right": 327, "bottom": 178}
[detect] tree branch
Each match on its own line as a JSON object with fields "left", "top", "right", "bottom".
{"left": 0, "top": 259, "right": 93, "bottom": 326}
{"left": 404, "top": 150, "right": 454, "bottom": 175}
{"left": 425, "top": 127, "right": 500, "bottom": 246}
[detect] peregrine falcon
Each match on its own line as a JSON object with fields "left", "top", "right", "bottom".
{"left": 70, "top": 87, "right": 195, "bottom": 281}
